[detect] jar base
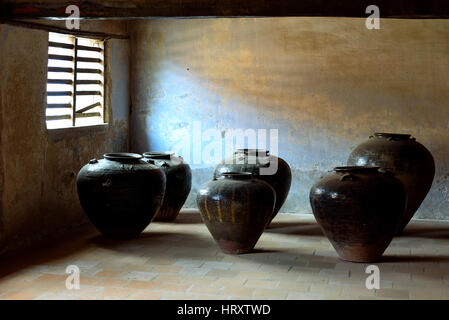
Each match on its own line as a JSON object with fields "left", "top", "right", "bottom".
{"left": 334, "top": 243, "right": 388, "bottom": 263}
{"left": 216, "top": 239, "right": 255, "bottom": 255}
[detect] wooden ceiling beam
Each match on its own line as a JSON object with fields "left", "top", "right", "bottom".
{"left": 1, "top": 0, "right": 448, "bottom": 19}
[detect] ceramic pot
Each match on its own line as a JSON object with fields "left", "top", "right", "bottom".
{"left": 143, "top": 152, "right": 192, "bottom": 221}
{"left": 347, "top": 133, "right": 435, "bottom": 234}
{"left": 76, "top": 153, "right": 166, "bottom": 239}
{"left": 309, "top": 166, "right": 407, "bottom": 262}
{"left": 213, "top": 149, "right": 291, "bottom": 224}
{"left": 197, "top": 172, "right": 276, "bottom": 254}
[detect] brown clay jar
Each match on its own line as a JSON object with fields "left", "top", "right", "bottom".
{"left": 213, "top": 149, "right": 291, "bottom": 225}
{"left": 76, "top": 153, "right": 166, "bottom": 239}
{"left": 197, "top": 172, "right": 276, "bottom": 254}
{"left": 347, "top": 133, "right": 435, "bottom": 234}
{"left": 309, "top": 166, "right": 407, "bottom": 263}
{"left": 143, "top": 152, "right": 192, "bottom": 221}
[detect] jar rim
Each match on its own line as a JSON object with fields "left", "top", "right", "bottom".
{"left": 104, "top": 153, "right": 143, "bottom": 161}
{"left": 235, "top": 149, "right": 269, "bottom": 156}
{"left": 373, "top": 132, "right": 412, "bottom": 139}
{"left": 143, "top": 151, "right": 174, "bottom": 160}
{"left": 220, "top": 172, "right": 253, "bottom": 180}
{"left": 334, "top": 166, "right": 380, "bottom": 173}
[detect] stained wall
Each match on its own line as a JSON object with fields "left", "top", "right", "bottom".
{"left": 129, "top": 18, "right": 449, "bottom": 220}
{"left": 0, "top": 21, "right": 130, "bottom": 252}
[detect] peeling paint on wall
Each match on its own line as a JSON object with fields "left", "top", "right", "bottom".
{"left": 129, "top": 18, "right": 449, "bottom": 220}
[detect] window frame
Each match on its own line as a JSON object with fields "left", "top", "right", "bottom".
{"left": 46, "top": 32, "right": 106, "bottom": 130}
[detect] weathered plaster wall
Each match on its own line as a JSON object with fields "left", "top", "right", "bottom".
{"left": 129, "top": 18, "right": 449, "bottom": 220}
{"left": 0, "top": 21, "right": 130, "bottom": 252}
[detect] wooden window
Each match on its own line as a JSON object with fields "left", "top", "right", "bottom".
{"left": 46, "top": 32, "right": 105, "bottom": 129}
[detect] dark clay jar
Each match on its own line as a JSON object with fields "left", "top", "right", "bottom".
{"left": 197, "top": 172, "right": 276, "bottom": 254}
{"left": 143, "top": 152, "right": 192, "bottom": 221}
{"left": 347, "top": 133, "right": 435, "bottom": 234}
{"left": 76, "top": 153, "right": 166, "bottom": 239}
{"left": 213, "top": 149, "right": 291, "bottom": 224}
{"left": 309, "top": 166, "right": 407, "bottom": 263}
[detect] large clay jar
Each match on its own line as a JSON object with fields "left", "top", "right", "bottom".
{"left": 347, "top": 133, "right": 435, "bottom": 234}
{"left": 76, "top": 153, "right": 166, "bottom": 239}
{"left": 309, "top": 166, "right": 407, "bottom": 263}
{"left": 197, "top": 172, "right": 276, "bottom": 254}
{"left": 213, "top": 149, "right": 291, "bottom": 224}
{"left": 143, "top": 152, "right": 192, "bottom": 221}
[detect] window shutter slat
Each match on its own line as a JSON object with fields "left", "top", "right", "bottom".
{"left": 76, "top": 102, "right": 101, "bottom": 113}
{"left": 75, "top": 112, "right": 102, "bottom": 118}
{"left": 48, "top": 67, "right": 74, "bottom": 73}
{"left": 47, "top": 91, "right": 73, "bottom": 96}
{"left": 48, "top": 79, "right": 73, "bottom": 85}
{"left": 75, "top": 91, "right": 102, "bottom": 96}
{"left": 47, "top": 103, "right": 72, "bottom": 109}
{"left": 48, "top": 41, "right": 74, "bottom": 49}
{"left": 77, "top": 68, "right": 102, "bottom": 74}
{"left": 77, "top": 45, "right": 103, "bottom": 52}
{"left": 76, "top": 57, "right": 102, "bottom": 63}
{"left": 75, "top": 80, "right": 102, "bottom": 85}
{"left": 48, "top": 54, "right": 74, "bottom": 61}
{"left": 46, "top": 115, "right": 72, "bottom": 121}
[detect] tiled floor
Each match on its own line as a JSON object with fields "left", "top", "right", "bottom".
{"left": 0, "top": 210, "right": 448, "bottom": 300}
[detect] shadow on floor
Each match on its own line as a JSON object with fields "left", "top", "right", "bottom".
{"left": 400, "top": 224, "right": 449, "bottom": 239}
{"left": 268, "top": 219, "right": 449, "bottom": 239}
{"left": 265, "top": 221, "right": 324, "bottom": 236}
{"left": 163, "top": 211, "right": 204, "bottom": 224}
{"left": 381, "top": 254, "right": 449, "bottom": 263}
{"left": 0, "top": 224, "right": 97, "bottom": 280}
{"left": 0, "top": 224, "right": 206, "bottom": 281}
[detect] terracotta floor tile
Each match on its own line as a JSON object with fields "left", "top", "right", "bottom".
{"left": 153, "top": 274, "right": 184, "bottom": 284}
{"left": 96, "top": 287, "right": 135, "bottom": 299}
{"left": 121, "top": 271, "right": 158, "bottom": 281}
{"left": 150, "top": 265, "right": 183, "bottom": 273}
{"left": 277, "top": 281, "right": 309, "bottom": 291}
{"left": 159, "top": 283, "right": 191, "bottom": 292}
{"left": 206, "top": 269, "right": 240, "bottom": 278}
{"left": 221, "top": 286, "right": 255, "bottom": 297}
{"left": 0, "top": 212, "right": 448, "bottom": 300}
{"left": 188, "top": 284, "right": 222, "bottom": 295}
{"left": 375, "top": 289, "right": 410, "bottom": 300}
{"left": 212, "top": 277, "right": 247, "bottom": 288}
{"left": 125, "top": 280, "right": 159, "bottom": 290}
{"left": 252, "top": 288, "right": 288, "bottom": 299}
{"left": 95, "top": 270, "right": 125, "bottom": 278}
{"left": 94, "top": 278, "right": 129, "bottom": 288}
{"left": 2, "top": 291, "right": 40, "bottom": 300}
{"left": 244, "top": 279, "right": 279, "bottom": 289}
{"left": 128, "top": 290, "right": 163, "bottom": 300}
